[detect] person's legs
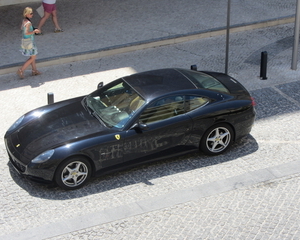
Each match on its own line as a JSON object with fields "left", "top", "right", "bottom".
{"left": 30, "top": 56, "right": 41, "bottom": 75}
{"left": 21, "top": 56, "right": 35, "bottom": 72}
{"left": 51, "top": 10, "right": 61, "bottom": 30}
{"left": 30, "top": 55, "right": 36, "bottom": 69}
{"left": 17, "top": 55, "right": 41, "bottom": 78}
{"left": 38, "top": 11, "right": 51, "bottom": 31}
{"left": 17, "top": 56, "right": 35, "bottom": 79}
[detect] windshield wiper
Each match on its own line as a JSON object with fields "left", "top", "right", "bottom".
{"left": 91, "top": 112, "right": 108, "bottom": 127}
{"left": 81, "top": 97, "right": 108, "bottom": 127}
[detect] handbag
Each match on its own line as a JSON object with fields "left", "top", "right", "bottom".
{"left": 36, "top": 5, "right": 44, "bottom": 18}
{"left": 21, "top": 38, "right": 33, "bottom": 49}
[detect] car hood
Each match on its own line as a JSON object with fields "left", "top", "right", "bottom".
{"left": 15, "top": 99, "right": 109, "bottom": 160}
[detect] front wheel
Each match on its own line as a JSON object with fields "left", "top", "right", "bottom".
{"left": 55, "top": 157, "right": 92, "bottom": 190}
{"left": 200, "top": 123, "right": 234, "bottom": 155}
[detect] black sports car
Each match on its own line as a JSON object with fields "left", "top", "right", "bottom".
{"left": 5, "top": 67, "right": 255, "bottom": 190}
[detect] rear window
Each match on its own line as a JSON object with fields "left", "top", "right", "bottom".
{"left": 185, "top": 95, "right": 209, "bottom": 112}
{"left": 179, "top": 69, "right": 230, "bottom": 93}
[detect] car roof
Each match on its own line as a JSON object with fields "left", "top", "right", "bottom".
{"left": 122, "top": 68, "right": 197, "bottom": 100}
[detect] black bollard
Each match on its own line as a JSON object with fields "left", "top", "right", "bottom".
{"left": 47, "top": 92, "right": 54, "bottom": 105}
{"left": 190, "top": 65, "right": 197, "bottom": 71}
{"left": 260, "top": 51, "right": 268, "bottom": 80}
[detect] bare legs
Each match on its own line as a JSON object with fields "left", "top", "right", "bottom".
{"left": 51, "top": 10, "right": 61, "bottom": 30}
{"left": 17, "top": 55, "right": 41, "bottom": 79}
{"left": 22, "top": 55, "right": 37, "bottom": 72}
{"left": 37, "top": 11, "right": 51, "bottom": 31}
{"left": 38, "top": 10, "right": 61, "bottom": 32}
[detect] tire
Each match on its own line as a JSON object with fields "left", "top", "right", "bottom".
{"left": 200, "top": 123, "right": 234, "bottom": 155}
{"left": 54, "top": 157, "right": 92, "bottom": 190}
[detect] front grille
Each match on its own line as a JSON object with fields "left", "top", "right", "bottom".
{"left": 5, "top": 137, "right": 26, "bottom": 173}
{"left": 8, "top": 153, "right": 26, "bottom": 173}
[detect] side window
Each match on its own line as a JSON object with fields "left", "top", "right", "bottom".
{"left": 185, "top": 95, "right": 209, "bottom": 112}
{"left": 139, "top": 96, "right": 184, "bottom": 124}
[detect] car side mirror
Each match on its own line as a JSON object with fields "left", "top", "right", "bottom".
{"left": 131, "top": 122, "right": 148, "bottom": 131}
{"left": 97, "top": 82, "right": 104, "bottom": 89}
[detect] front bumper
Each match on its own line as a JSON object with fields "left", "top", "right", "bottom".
{"left": 5, "top": 139, "right": 55, "bottom": 183}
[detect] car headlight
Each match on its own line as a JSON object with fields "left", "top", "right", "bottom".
{"left": 8, "top": 115, "right": 24, "bottom": 132}
{"left": 31, "top": 149, "right": 55, "bottom": 163}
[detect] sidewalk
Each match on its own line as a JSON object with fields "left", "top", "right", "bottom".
{"left": 0, "top": 0, "right": 296, "bottom": 75}
{"left": 0, "top": 0, "right": 40, "bottom": 7}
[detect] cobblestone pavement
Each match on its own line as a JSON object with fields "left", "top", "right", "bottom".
{"left": 0, "top": 23, "right": 300, "bottom": 239}
{"left": 49, "top": 174, "right": 300, "bottom": 240}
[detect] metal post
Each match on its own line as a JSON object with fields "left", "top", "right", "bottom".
{"left": 225, "top": 0, "right": 231, "bottom": 74}
{"left": 190, "top": 65, "right": 197, "bottom": 71}
{"left": 47, "top": 92, "right": 54, "bottom": 104}
{"left": 260, "top": 51, "right": 268, "bottom": 80}
{"left": 292, "top": 0, "right": 300, "bottom": 70}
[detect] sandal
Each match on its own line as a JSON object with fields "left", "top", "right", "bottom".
{"left": 32, "top": 70, "right": 42, "bottom": 76}
{"left": 35, "top": 32, "right": 43, "bottom": 35}
{"left": 17, "top": 69, "right": 24, "bottom": 79}
{"left": 54, "top": 28, "right": 63, "bottom": 33}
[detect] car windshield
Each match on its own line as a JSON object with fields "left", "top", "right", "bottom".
{"left": 85, "top": 79, "right": 145, "bottom": 129}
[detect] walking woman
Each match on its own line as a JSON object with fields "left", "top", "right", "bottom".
{"left": 17, "top": 7, "right": 41, "bottom": 79}
{"left": 37, "top": 0, "right": 63, "bottom": 34}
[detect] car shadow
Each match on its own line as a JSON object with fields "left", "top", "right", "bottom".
{"left": 8, "top": 134, "right": 258, "bottom": 200}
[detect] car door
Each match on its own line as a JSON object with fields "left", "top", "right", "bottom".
{"left": 92, "top": 132, "right": 125, "bottom": 168}
{"left": 123, "top": 95, "right": 193, "bottom": 162}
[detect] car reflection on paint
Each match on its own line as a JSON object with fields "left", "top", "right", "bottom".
{"left": 4, "top": 67, "right": 255, "bottom": 190}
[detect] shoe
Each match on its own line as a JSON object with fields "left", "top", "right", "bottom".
{"left": 17, "top": 69, "right": 24, "bottom": 79}
{"left": 35, "top": 32, "right": 43, "bottom": 35}
{"left": 54, "top": 28, "right": 63, "bottom": 33}
{"left": 32, "top": 70, "right": 41, "bottom": 76}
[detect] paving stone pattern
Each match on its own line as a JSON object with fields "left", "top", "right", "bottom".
{"left": 48, "top": 174, "right": 300, "bottom": 240}
{"left": 0, "top": 2, "right": 300, "bottom": 239}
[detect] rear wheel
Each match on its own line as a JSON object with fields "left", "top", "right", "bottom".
{"left": 200, "top": 123, "right": 234, "bottom": 155}
{"left": 55, "top": 157, "right": 92, "bottom": 190}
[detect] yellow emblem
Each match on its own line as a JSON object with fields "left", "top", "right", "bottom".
{"left": 115, "top": 134, "right": 121, "bottom": 140}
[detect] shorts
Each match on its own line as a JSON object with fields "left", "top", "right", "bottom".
{"left": 42, "top": 2, "right": 57, "bottom": 13}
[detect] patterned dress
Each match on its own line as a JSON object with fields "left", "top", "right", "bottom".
{"left": 20, "top": 21, "right": 38, "bottom": 56}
